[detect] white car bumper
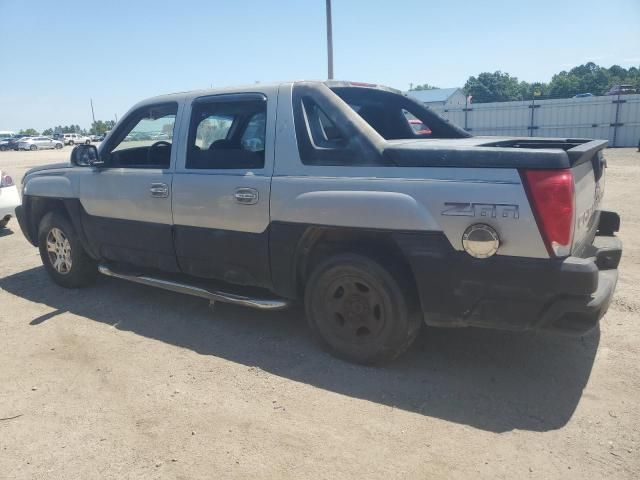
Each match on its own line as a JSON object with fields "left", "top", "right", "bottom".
{"left": 0, "top": 184, "right": 21, "bottom": 220}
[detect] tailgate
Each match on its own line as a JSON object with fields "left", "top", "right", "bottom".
{"left": 570, "top": 140, "right": 607, "bottom": 256}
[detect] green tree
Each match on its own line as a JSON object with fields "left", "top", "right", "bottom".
{"left": 463, "top": 71, "right": 523, "bottom": 103}
{"left": 90, "top": 120, "right": 116, "bottom": 135}
{"left": 19, "top": 128, "right": 39, "bottom": 136}
{"left": 460, "top": 63, "right": 640, "bottom": 102}
{"left": 410, "top": 83, "right": 438, "bottom": 91}
{"left": 42, "top": 128, "right": 54, "bottom": 136}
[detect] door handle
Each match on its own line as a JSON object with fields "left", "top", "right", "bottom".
{"left": 150, "top": 183, "right": 169, "bottom": 198}
{"left": 234, "top": 188, "right": 259, "bottom": 205}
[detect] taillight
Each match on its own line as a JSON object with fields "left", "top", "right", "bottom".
{"left": 0, "top": 172, "right": 14, "bottom": 188}
{"left": 521, "top": 169, "right": 575, "bottom": 257}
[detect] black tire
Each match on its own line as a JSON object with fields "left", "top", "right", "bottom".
{"left": 68, "top": 140, "right": 74, "bottom": 146}
{"left": 85, "top": 140, "right": 90, "bottom": 144}
{"left": 304, "top": 253, "right": 421, "bottom": 365}
{"left": 0, "top": 145, "right": 6, "bottom": 151}
{"left": 30, "top": 144, "right": 37, "bottom": 151}
{"left": 38, "top": 212, "right": 97, "bottom": 288}
{"left": 55, "top": 143, "right": 62, "bottom": 149}
{"left": 0, "top": 218, "right": 8, "bottom": 229}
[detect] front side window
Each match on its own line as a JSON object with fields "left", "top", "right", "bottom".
{"left": 107, "top": 103, "right": 177, "bottom": 168}
{"left": 186, "top": 97, "right": 266, "bottom": 170}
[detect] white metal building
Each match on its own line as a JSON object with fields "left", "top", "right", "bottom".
{"left": 427, "top": 94, "right": 640, "bottom": 147}
{"left": 406, "top": 88, "right": 467, "bottom": 108}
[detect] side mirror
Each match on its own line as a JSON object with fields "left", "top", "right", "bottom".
{"left": 70, "top": 144, "right": 103, "bottom": 167}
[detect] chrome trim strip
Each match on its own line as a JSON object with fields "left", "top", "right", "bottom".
{"left": 271, "top": 174, "right": 520, "bottom": 185}
{"left": 98, "top": 265, "right": 290, "bottom": 311}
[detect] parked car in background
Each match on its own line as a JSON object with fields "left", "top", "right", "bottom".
{"left": 90, "top": 134, "right": 105, "bottom": 142}
{"left": 0, "top": 138, "right": 12, "bottom": 151}
{"left": 0, "top": 136, "right": 26, "bottom": 151}
{"left": 573, "top": 93, "right": 594, "bottom": 98}
{"left": 0, "top": 170, "right": 20, "bottom": 229}
{"left": 408, "top": 118, "right": 432, "bottom": 135}
{"left": 61, "top": 133, "right": 91, "bottom": 145}
{"left": 606, "top": 85, "right": 637, "bottom": 96}
{"left": 0, "top": 131, "right": 16, "bottom": 141}
{"left": 18, "top": 136, "right": 63, "bottom": 151}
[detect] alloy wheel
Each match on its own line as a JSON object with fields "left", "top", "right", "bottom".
{"left": 46, "top": 227, "right": 72, "bottom": 274}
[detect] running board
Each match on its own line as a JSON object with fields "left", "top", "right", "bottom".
{"left": 98, "top": 265, "right": 291, "bottom": 311}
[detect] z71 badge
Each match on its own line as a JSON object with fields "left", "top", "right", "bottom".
{"left": 441, "top": 202, "right": 519, "bottom": 219}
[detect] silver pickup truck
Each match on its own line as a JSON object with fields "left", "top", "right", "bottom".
{"left": 15, "top": 81, "right": 622, "bottom": 364}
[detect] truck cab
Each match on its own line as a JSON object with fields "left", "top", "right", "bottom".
{"left": 15, "top": 81, "right": 622, "bottom": 364}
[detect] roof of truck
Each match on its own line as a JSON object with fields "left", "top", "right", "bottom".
{"left": 134, "top": 80, "right": 404, "bottom": 108}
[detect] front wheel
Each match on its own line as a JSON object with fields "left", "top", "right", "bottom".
{"left": 85, "top": 140, "right": 90, "bottom": 144}
{"left": 68, "top": 140, "right": 74, "bottom": 146}
{"left": 305, "top": 253, "right": 421, "bottom": 365}
{"left": 55, "top": 143, "right": 62, "bottom": 149}
{"left": 30, "top": 144, "right": 37, "bottom": 151}
{"left": 38, "top": 212, "right": 97, "bottom": 288}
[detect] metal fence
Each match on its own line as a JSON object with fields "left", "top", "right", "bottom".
{"left": 428, "top": 94, "right": 640, "bottom": 147}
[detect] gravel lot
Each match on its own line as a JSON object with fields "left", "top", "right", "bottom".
{"left": 0, "top": 147, "right": 638, "bottom": 479}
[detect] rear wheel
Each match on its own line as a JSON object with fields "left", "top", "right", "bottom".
{"left": 30, "top": 144, "right": 37, "bottom": 151}
{"left": 305, "top": 253, "right": 421, "bottom": 365}
{"left": 55, "top": 143, "right": 62, "bottom": 149}
{"left": 38, "top": 212, "right": 97, "bottom": 288}
{"left": 68, "top": 140, "right": 74, "bottom": 146}
{"left": 85, "top": 139, "right": 90, "bottom": 144}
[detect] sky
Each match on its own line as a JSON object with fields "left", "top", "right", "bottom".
{"left": 0, "top": 0, "right": 638, "bottom": 132}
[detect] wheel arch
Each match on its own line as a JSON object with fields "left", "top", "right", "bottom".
{"left": 270, "top": 223, "right": 420, "bottom": 303}
{"left": 23, "top": 196, "right": 96, "bottom": 258}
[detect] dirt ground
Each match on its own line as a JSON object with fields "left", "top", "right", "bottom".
{"left": 0, "top": 147, "right": 638, "bottom": 479}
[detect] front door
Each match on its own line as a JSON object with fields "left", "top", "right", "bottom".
{"left": 172, "top": 92, "right": 274, "bottom": 288}
{"left": 78, "top": 102, "right": 181, "bottom": 272}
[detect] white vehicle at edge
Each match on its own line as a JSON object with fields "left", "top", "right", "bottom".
{"left": 18, "top": 136, "right": 64, "bottom": 151}
{"left": 0, "top": 170, "right": 21, "bottom": 229}
{"left": 0, "top": 131, "right": 16, "bottom": 140}
{"left": 61, "top": 133, "right": 91, "bottom": 145}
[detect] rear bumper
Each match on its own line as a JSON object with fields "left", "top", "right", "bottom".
{"left": 402, "top": 212, "right": 622, "bottom": 335}
{"left": 538, "top": 267, "right": 617, "bottom": 334}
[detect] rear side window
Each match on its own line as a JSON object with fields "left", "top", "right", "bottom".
{"left": 303, "top": 99, "right": 346, "bottom": 148}
{"left": 291, "top": 83, "right": 388, "bottom": 167}
{"left": 186, "top": 97, "right": 266, "bottom": 170}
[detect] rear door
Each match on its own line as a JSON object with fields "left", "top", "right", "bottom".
{"left": 78, "top": 101, "right": 182, "bottom": 272}
{"left": 172, "top": 91, "right": 275, "bottom": 288}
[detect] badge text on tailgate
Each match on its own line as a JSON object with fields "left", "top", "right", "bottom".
{"left": 441, "top": 203, "right": 519, "bottom": 219}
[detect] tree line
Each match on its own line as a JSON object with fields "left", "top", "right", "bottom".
{"left": 19, "top": 120, "right": 116, "bottom": 137}
{"left": 412, "top": 62, "right": 640, "bottom": 103}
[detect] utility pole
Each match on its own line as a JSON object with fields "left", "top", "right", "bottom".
{"left": 326, "top": 0, "right": 334, "bottom": 79}
{"left": 90, "top": 98, "right": 96, "bottom": 125}
{"left": 114, "top": 113, "right": 118, "bottom": 123}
